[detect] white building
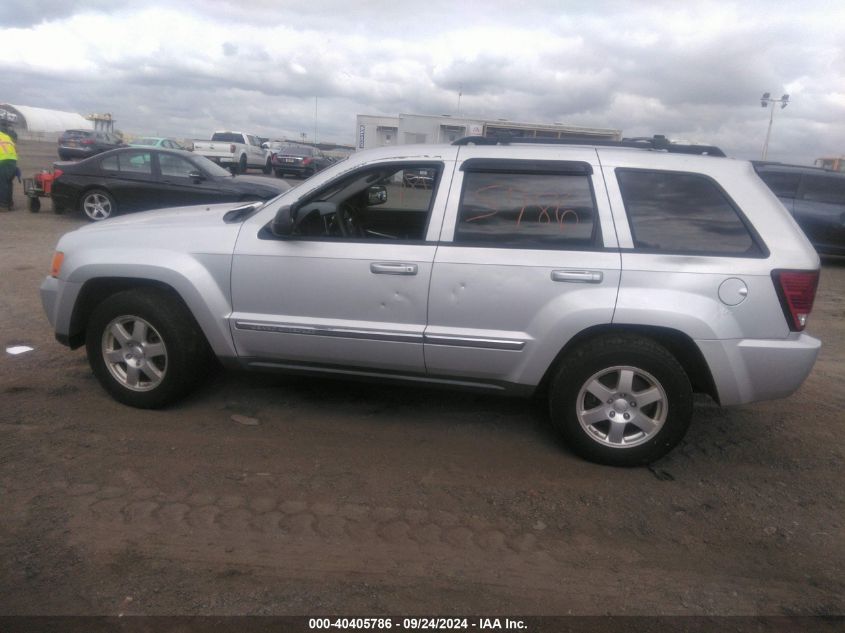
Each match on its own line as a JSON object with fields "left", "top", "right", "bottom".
{"left": 356, "top": 113, "right": 621, "bottom": 150}
{"left": 0, "top": 104, "right": 96, "bottom": 140}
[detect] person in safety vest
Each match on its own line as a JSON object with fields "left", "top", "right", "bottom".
{"left": 0, "top": 119, "right": 18, "bottom": 210}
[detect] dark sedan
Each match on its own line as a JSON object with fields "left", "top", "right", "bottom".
{"left": 52, "top": 147, "right": 289, "bottom": 221}
{"left": 754, "top": 161, "right": 845, "bottom": 256}
{"left": 58, "top": 129, "right": 124, "bottom": 161}
{"left": 271, "top": 145, "right": 332, "bottom": 179}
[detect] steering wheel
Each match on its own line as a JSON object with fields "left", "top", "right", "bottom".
{"left": 336, "top": 202, "right": 365, "bottom": 238}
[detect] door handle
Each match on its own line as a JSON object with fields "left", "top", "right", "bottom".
{"left": 370, "top": 262, "right": 418, "bottom": 275}
{"left": 551, "top": 269, "right": 603, "bottom": 283}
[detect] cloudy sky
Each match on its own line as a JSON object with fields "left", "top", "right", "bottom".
{"left": 2, "top": 0, "right": 844, "bottom": 164}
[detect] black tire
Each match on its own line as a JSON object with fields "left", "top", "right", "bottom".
{"left": 28, "top": 197, "right": 41, "bottom": 213}
{"left": 262, "top": 159, "right": 272, "bottom": 175}
{"left": 85, "top": 288, "right": 213, "bottom": 408}
{"left": 80, "top": 188, "right": 116, "bottom": 221}
{"left": 238, "top": 154, "right": 248, "bottom": 174}
{"left": 274, "top": 169, "right": 284, "bottom": 178}
{"left": 548, "top": 334, "right": 693, "bottom": 466}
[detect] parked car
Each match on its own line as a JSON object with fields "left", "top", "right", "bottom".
{"left": 271, "top": 145, "right": 332, "bottom": 178}
{"left": 262, "top": 141, "right": 292, "bottom": 161}
{"left": 58, "top": 129, "right": 124, "bottom": 161}
{"left": 129, "top": 137, "right": 191, "bottom": 151}
{"left": 193, "top": 132, "right": 271, "bottom": 174}
{"left": 41, "top": 136, "right": 821, "bottom": 466}
{"left": 754, "top": 161, "right": 845, "bottom": 256}
{"left": 50, "top": 147, "right": 289, "bottom": 221}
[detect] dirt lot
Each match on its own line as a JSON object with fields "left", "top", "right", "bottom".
{"left": 1, "top": 141, "right": 844, "bottom": 616}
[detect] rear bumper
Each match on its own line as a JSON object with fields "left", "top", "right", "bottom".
{"left": 697, "top": 334, "right": 821, "bottom": 405}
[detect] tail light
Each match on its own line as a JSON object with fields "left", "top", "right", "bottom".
{"left": 772, "top": 269, "right": 819, "bottom": 331}
{"left": 53, "top": 168, "right": 64, "bottom": 179}
{"left": 81, "top": 139, "right": 94, "bottom": 145}
{"left": 230, "top": 144, "right": 236, "bottom": 153}
{"left": 302, "top": 157, "right": 312, "bottom": 165}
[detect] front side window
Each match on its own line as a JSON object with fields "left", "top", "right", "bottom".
{"left": 159, "top": 153, "right": 196, "bottom": 178}
{"left": 617, "top": 169, "right": 760, "bottom": 256}
{"left": 455, "top": 171, "right": 597, "bottom": 248}
{"left": 292, "top": 163, "right": 441, "bottom": 241}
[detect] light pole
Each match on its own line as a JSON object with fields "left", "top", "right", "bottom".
{"left": 760, "top": 92, "right": 789, "bottom": 160}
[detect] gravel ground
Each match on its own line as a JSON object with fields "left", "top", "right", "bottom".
{"left": 1, "top": 141, "right": 843, "bottom": 616}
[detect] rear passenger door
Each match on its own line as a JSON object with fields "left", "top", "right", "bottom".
{"left": 98, "top": 150, "right": 155, "bottom": 211}
{"left": 425, "top": 148, "right": 621, "bottom": 389}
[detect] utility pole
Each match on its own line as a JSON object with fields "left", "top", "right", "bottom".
{"left": 760, "top": 92, "right": 789, "bottom": 160}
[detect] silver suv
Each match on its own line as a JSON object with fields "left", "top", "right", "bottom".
{"left": 40, "top": 136, "right": 822, "bottom": 466}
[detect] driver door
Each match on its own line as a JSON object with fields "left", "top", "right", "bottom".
{"left": 229, "top": 156, "right": 456, "bottom": 375}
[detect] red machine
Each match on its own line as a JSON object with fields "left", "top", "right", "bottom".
{"left": 23, "top": 168, "right": 63, "bottom": 213}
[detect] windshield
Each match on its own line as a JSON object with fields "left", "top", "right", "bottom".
{"left": 192, "top": 154, "right": 236, "bottom": 178}
{"left": 133, "top": 138, "right": 159, "bottom": 145}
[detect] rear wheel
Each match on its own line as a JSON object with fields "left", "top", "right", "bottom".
{"left": 548, "top": 334, "right": 693, "bottom": 466}
{"left": 85, "top": 288, "right": 213, "bottom": 408}
{"left": 263, "top": 158, "right": 272, "bottom": 174}
{"left": 80, "top": 189, "right": 116, "bottom": 221}
{"left": 238, "top": 154, "right": 248, "bottom": 174}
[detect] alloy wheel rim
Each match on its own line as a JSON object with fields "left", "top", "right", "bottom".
{"left": 83, "top": 193, "right": 112, "bottom": 220}
{"left": 576, "top": 365, "right": 668, "bottom": 449}
{"left": 101, "top": 315, "right": 167, "bottom": 391}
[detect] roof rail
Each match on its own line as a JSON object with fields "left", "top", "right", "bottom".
{"left": 452, "top": 134, "right": 726, "bottom": 157}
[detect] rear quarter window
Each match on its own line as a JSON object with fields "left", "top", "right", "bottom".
{"left": 616, "top": 169, "right": 762, "bottom": 256}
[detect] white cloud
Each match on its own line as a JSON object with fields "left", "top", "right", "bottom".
{"left": 0, "top": 0, "right": 843, "bottom": 163}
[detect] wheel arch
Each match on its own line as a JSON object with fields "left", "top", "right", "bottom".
{"left": 65, "top": 275, "right": 236, "bottom": 365}
{"left": 537, "top": 323, "right": 719, "bottom": 403}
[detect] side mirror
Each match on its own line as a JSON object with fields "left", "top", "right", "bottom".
{"left": 367, "top": 185, "right": 387, "bottom": 206}
{"left": 188, "top": 170, "right": 205, "bottom": 183}
{"left": 271, "top": 205, "right": 296, "bottom": 236}
{"left": 261, "top": 142, "right": 269, "bottom": 149}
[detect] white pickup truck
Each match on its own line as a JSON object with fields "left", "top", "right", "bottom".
{"left": 193, "top": 131, "right": 271, "bottom": 174}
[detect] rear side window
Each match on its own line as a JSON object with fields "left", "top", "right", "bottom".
{"left": 758, "top": 170, "right": 801, "bottom": 198}
{"left": 100, "top": 151, "right": 152, "bottom": 175}
{"left": 455, "top": 171, "right": 598, "bottom": 248}
{"left": 801, "top": 175, "right": 845, "bottom": 205}
{"left": 617, "top": 169, "right": 760, "bottom": 256}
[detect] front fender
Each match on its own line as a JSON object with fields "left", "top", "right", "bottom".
{"left": 65, "top": 250, "right": 237, "bottom": 359}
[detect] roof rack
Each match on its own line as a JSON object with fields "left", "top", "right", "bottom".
{"left": 452, "top": 134, "right": 726, "bottom": 157}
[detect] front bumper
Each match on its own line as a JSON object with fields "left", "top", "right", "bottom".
{"left": 40, "top": 275, "right": 83, "bottom": 347}
{"left": 697, "top": 334, "right": 821, "bottom": 405}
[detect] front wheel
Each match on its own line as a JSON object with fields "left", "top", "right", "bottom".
{"left": 549, "top": 335, "right": 693, "bottom": 466}
{"left": 86, "top": 288, "right": 213, "bottom": 408}
{"left": 80, "top": 189, "right": 116, "bottom": 221}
